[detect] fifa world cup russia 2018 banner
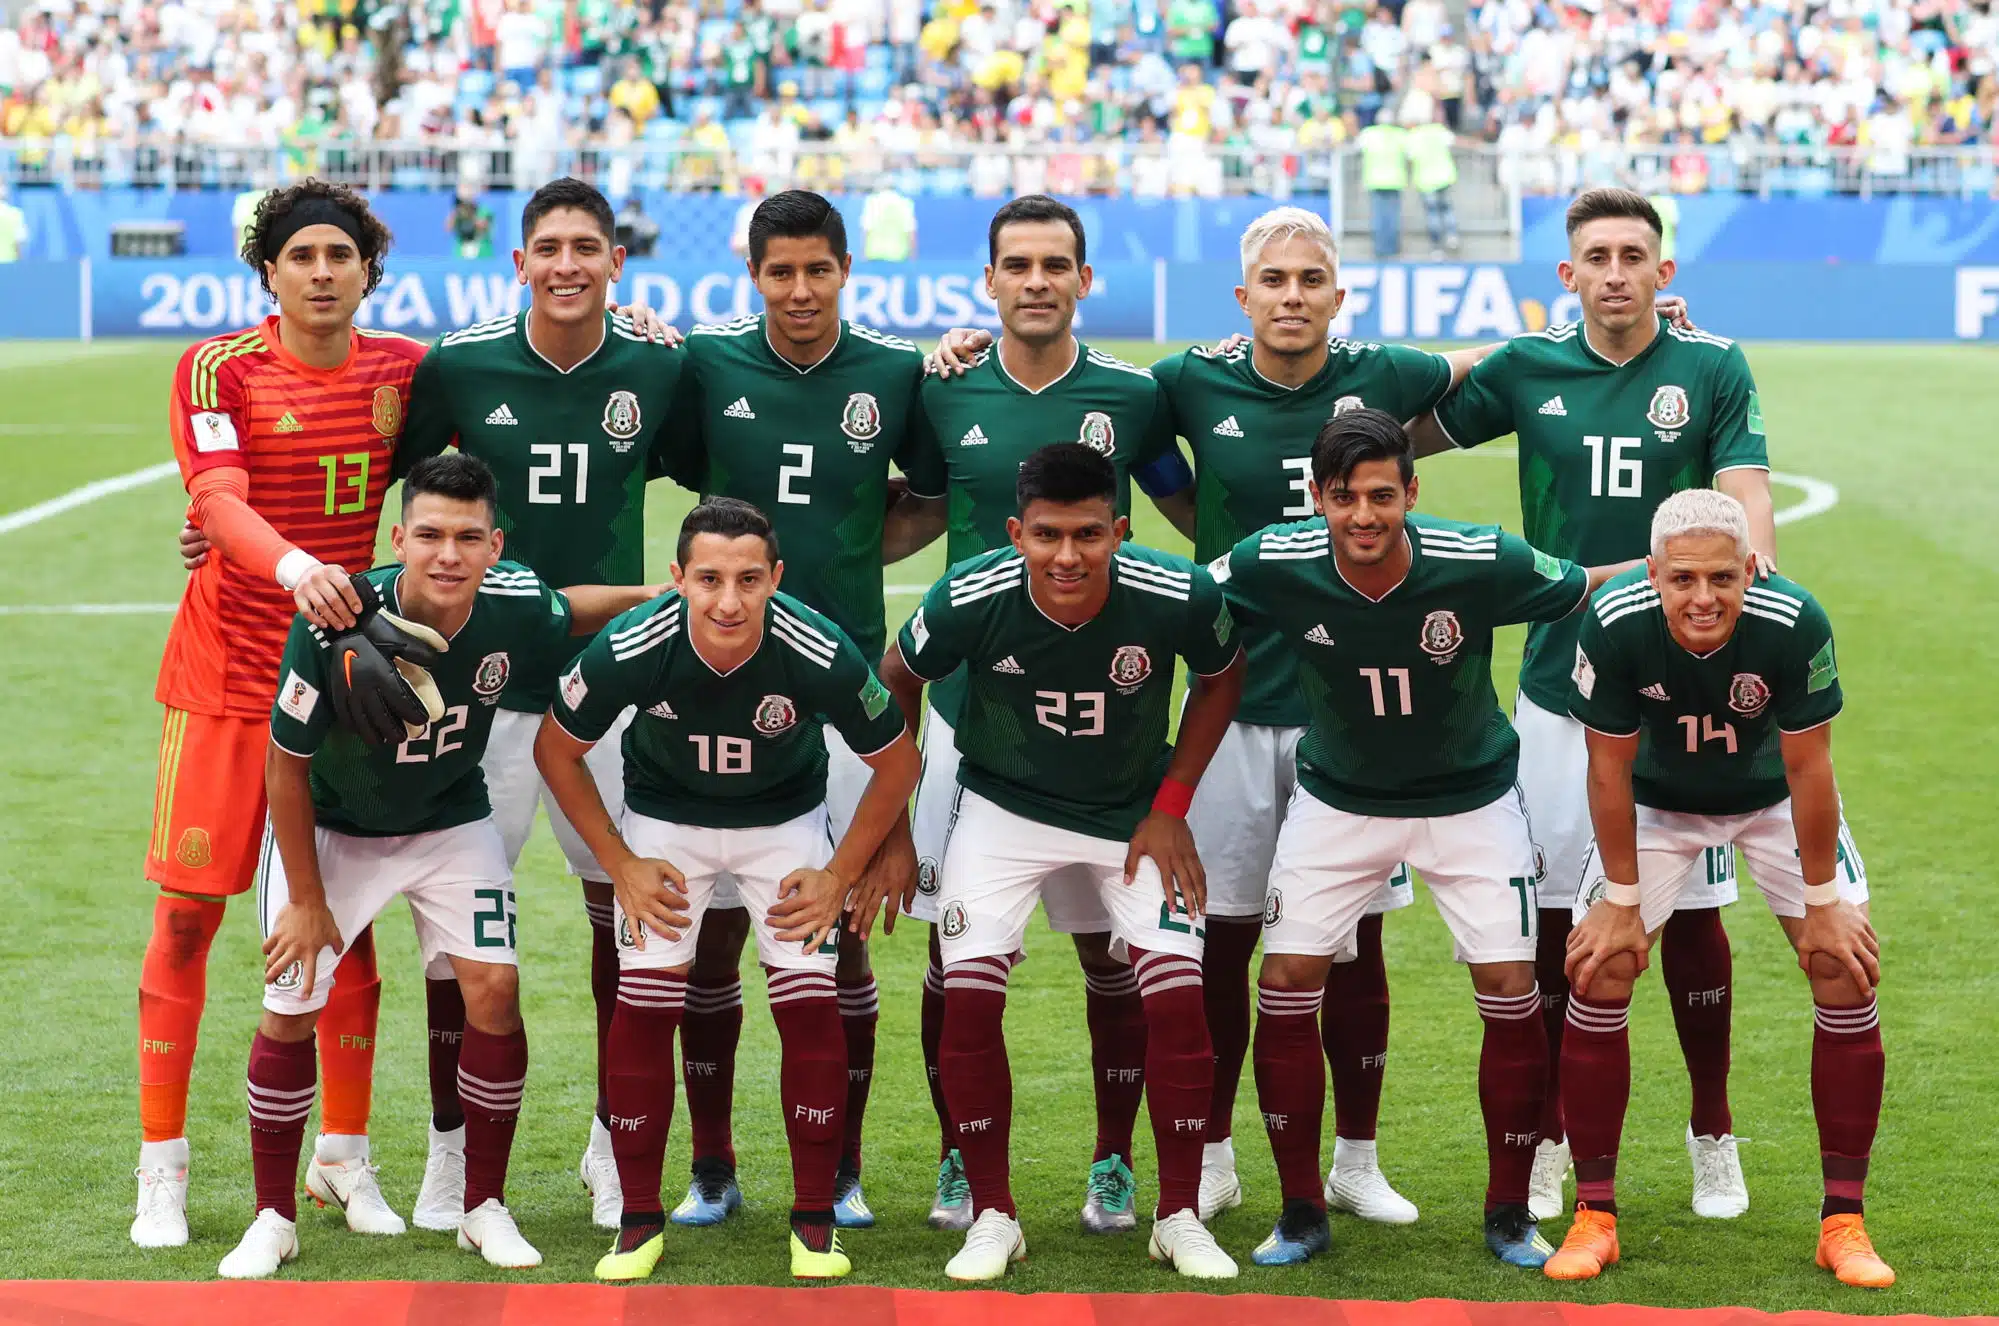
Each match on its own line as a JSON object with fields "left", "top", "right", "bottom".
{"left": 14, "top": 257, "right": 1999, "bottom": 340}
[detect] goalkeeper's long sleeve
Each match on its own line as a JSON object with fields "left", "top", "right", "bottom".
{"left": 185, "top": 466, "right": 299, "bottom": 583}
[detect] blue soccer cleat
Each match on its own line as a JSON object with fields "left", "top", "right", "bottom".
{"left": 833, "top": 1165, "right": 875, "bottom": 1229}
{"left": 671, "top": 1157, "right": 743, "bottom": 1227}
{"left": 1484, "top": 1203, "right": 1556, "bottom": 1268}
{"left": 1250, "top": 1199, "right": 1332, "bottom": 1266}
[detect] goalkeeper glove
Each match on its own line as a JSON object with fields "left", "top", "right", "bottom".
{"left": 325, "top": 575, "right": 450, "bottom": 745}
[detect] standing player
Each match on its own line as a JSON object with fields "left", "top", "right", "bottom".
{"left": 1547, "top": 489, "right": 1889, "bottom": 1288}
{"left": 220, "top": 453, "right": 659, "bottom": 1277}
{"left": 137, "top": 180, "right": 423, "bottom": 1248}
{"left": 537, "top": 498, "right": 921, "bottom": 1282}
{"left": 1420, "top": 187, "right": 1776, "bottom": 1220}
{"left": 1214, "top": 410, "right": 1630, "bottom": 1269}
{"left": 878, "top": 444, "right": 1246, "bottom": 1282}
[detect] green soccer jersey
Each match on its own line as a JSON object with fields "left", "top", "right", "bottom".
{"left": 1568, "top": 567, "right": 1841, "bottom": 816}
{"left": 1214, "top": 514, "right": 1589, "bottom": 817}
{"left": 270, "top": 562, "right": 576, "bottom": 837}
{"left": 1434, "top": 318, "right": 1770, "bottom": 713}
{"left": 918, "top": 340, "right": 1178, "bottom": 726}
{"left": 551, "top": 589, "right": 906, "bottom": 831}
{"left": 679, "top": 315, "right": 946, "bottom": 663}
{"left": 399, "top": 310, "right": 689, "bottom": 712}
{"left": 1153, "top": 338, "right": 1455, "bottom": 726}
{"left": 896, "top": 544, "right": 1241, "bottom": 842}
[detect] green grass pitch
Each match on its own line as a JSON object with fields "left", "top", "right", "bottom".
{"left": 0, "top": 337, "right": 1994, "bottom": 1315}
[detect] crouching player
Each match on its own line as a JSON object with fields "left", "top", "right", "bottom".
{"left": 1548, "top": 489, "right": 1890, "bottom": 1288}
{"left": 535, "top": 497, "right": 920, "bottom": 1282}
{"left": 877, "top": 443, "right": 1247, "bottom": 1282}
{"left": 222, "top": 453, "right": 657, "bottom": 1277}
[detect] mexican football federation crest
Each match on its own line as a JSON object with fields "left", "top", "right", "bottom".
{"left": 941, "top": 901, "right": 969, "bottom": 940}
{"left": 372, "top": 385, "right": 403, "bottom": 437}
{"left": 754, "top": 693, "right": 799, "bottom": 736}
{"left": 1108, "top": 644, "right": 1152, "bottom": 691}
{"left": 841, "top": 392, "right": 882, "bottom": 451}
{"left": 917, "top": 857, "right": 940, "bottom": 896}
{"left": 472, "top": 651, "right": 511, "bottom": 702}
{"left": 1263, "top": 890, "right": 1283, "bottom": 928}
{"left": 1728, "top": 672, "right": 1772, "bottom": 718}
{"left": 1332, "top": 394, "right": 1366, "bottom": 416}
{"left": 1646, "top": 383, "right": 1690, "bottom": 442}
{"left": 618, "top": 916, "right": 636, "bottom": 949}
{"left": 1419, "top": 609, "right": 1463, "bottom": 663}
{"left": 273, "top": 959, "right": 304, "bottom": 992}
{"left": 1079, "top": 411, "right": 1116, "bottom": 455}
{"left": 603, "top": 390, "right": 643, "bottom": 451}
{"left": 1581, "top": 875, "right": 1609, "bottom": 908}
{"left": 175, "top": 827, "right": 213, "bottom": 869}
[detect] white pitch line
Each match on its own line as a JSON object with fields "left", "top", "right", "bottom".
{"left": 0, "top": 461, "right": 179, "bottom": 536}
{"left": 0, "top": 603, "right": 178, "bottom": 615}
{"left": 1770, "top": 470, "right": 1839, "bottom": 525}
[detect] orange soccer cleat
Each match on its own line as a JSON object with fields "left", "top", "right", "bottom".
{"left": 1817, "top": 1214, "right": 1896, "bottom": 1288}
{"left": 1544, "top": 1204, "right": 1620, "bottom": 1282}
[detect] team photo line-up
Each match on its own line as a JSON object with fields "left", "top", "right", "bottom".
{"left": 135, "top": 174, "right": 1889, "bottom": 1291}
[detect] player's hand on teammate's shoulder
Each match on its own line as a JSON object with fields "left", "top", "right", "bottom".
{"left": 1208, "top": 332, "right": 1251, "bottom": 355}
{"left": 769, "top": 866, "right": 848, "bottom": 954}
{"left": 296, "top": 562, "right": 367, "bottom": 631}
{"left": 1796, "top": 898, "right": 1881, "bottom": 996}
{"left": 612, "top": 855, "right": 689, "bottom": 949}
{"left": 1564, "top": 895, "right": 1650, "bottom": 996}
{"left": 606, "top": 301, "right": 683, "bottom": 347}
{"left": 1126, "top": 810, "right": 1207, "bottom": 921}
{"left": 925, "top": 327, "right": 991, "bottom": 377}
{"left": 179, "top": 520, "right": 210, "bottom": 571}
{"left": 263, "top": 901, "right": 343, "bottom": 996}
{"left": 1749, "top": 548, "right": 1777, "bottom": 581}
{"left": 1655, "top": 294, "right": 1693, "bottom": 329}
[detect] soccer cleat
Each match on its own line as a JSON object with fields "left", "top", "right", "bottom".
{"left": 594, "top": 1223, "right": 666, "bottom": 1282}
{"left": 1817, "top": 1214, "right": 1895, "bottom": 1288}
{"left": 1080, "top": 1154, "right": 1138, "bottom": 1234}
{"left": 1687, "top": 1128, "right": 1750, "bottom": 1219}
{"left": 946, "top": 1208, "right": 1027, "bottom": 1281}
{"left": 580, "top": 1131, "right": 623, "bottom": 1230}
{"left": 457, "top": 1198, "right": 542, "bottom": 1269}
{"left": 305, "top": 1155, "right": 407, "bottom": 1236}
{"left": 131, "top": 1166, "right": 189, "bottom": 1248}
{"left": 1251, "top": 1198, "right": 1332, "bottom": 1266}
{"left": 1198, "top": 1139, "right": 1243, "bottom": 1221}
{"left": 1528, "top": 1137, "right": 1572, "bottom": 1222}
{"left": 1148, "top": 1209, "right": 1238, "bottom": 1278}
{"left": 217, "top": 1209, "right": 299, "bottom": 1280}
{"left": 1326, "top": 1153, "right": 1420, "bottom": 1225}
{"left": 1544, "top": 1204, "right": 1619, "bottom": 1281}
{"left": 1484, "top": 1203, "right": 1557, "bottom": 1268}
{"left": 410, "top": 1125, "right": 467, "bottom": 1231}
{"left": 790, "top": 1224, "right": 853, "bottom": 1279}
{"left": 832, "top": 1166, "right": 875, "bottom": 1229}
{"left": 928, "top": 1149, "right": 973, "bottom": 1231}
{"left": 671, "top": 1157, "right": 743, "bottom": 1227}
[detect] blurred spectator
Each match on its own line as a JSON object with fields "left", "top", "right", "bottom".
{"left": 608, "top": 57, "right": 660, "bottom": 129}
{"left": 616, "top": 193, "right": 660, "bottom": 257}
{"left": 1356, "top": 106, "right": 1406, "bottom": 257}
{"left": 0, "top": 180, "right": 26, "bottom": 262}
{"left": 861, "top": 180, "right": 917, "bottom": 258}
{"left": 1405, "top": 101, "right": 1460, "bottom": 257}
{"left": 449, "top": 186, "right": 496, "bottom": 258}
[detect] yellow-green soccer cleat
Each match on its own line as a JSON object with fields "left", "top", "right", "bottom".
{"left": 594, "top": 1226, "right": 666, "bottom": 1283}
{"left": 790, "top": 1226, "right": 852, "bottom": 1280}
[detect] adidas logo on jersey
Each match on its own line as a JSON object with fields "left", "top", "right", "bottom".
{"left": 646, "top": 700, "right": 678, "bottom": 719}
{"left": 960, "top": 425, "right": 989, "bottom": 446}
{"left": 991, "top": 655, "right": 1025, "bottom": 674}
{"left": 1213, "top": 415, "right": 1244, "bottom": 437}
{"left": 1304, "top": 623, "right": 1335, "bottom": 646}
{"left": 274, "top": 412, "right": 303, "bottom": 433}
{"left": 1640, "top": 683, "right": 1671, "bottom": 701}
{"left": 1538, "top": 396, "right": 1567, "bottom": 416}
{"left": 486, "top": 404, "right": 518, "bottom": 425}
{"left": 724, "top": 396, "right": 756, "bottom": 419}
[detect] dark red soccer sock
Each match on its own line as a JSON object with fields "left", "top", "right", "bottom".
{"left": 1661, "top": 906, "right": 1734, "bottom": 1137}
{"left": 1252, "top": 981, "right": 1327, "bottom": 1209}
{"left": 1323, "top": 914, "right": 1390, "bottom": 1141}
{"left": 1199, "top": 916, "right": 1260, "bottom": 1144}
{"left": 1131, "top": 948, "right": 1214, "bottom": 1217}
{"left": 1813, "top": 997, "right": 1883, "bottom": 1218}
{"left": 606, "top": 969, "right": 685, "bottom": 1217}
{"left": 585, "top": 897, "right": 618, "bottom": 1125}
{"left": 921, "top": 956, "right": 951, "bottom": 1156}
{"left": 425, "top": 978, "right": 467, "bottom": 1133}
{"left": 940, "top": 956, "right": 1016, "bottom": 1216}
{"left": 247, "top": 1032, "right": 316, "bottom": 1220}
{"left": 681, "top": 976, "right": 743, "bottom": 1168}
{"left": 769, "top": 968, "right": 848, "bottom": 1213}
{"left": 1083, "top": 962, "right": 1146, "bottom": 1164}
{"left": 458, "top": 1025, "right": 527, "bottom": 1210}
{"left": 1559, "top": 993, "right": 1631, "bottom": 1212}
{"left": 1474, "top": 987, "right": 1548, "bottom": 1210}
{"left": 836, "top": 973, "right": 879, "bottom": 1173}
{"left": 1534, "top": 910, "right": 1573, "bottom": 1144}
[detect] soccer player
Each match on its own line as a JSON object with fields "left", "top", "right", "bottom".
{"left": 662, "top": 190, "right": 945, "bottom": 1228}
{"left": 537, "top": 498, "right": 921, "bottom": 1282}
{"left": 1421, "top": 187, "right": 1776, "bottom": 1220}
{"left": 220, "top": 453, "right": 659, "bottom": 1278}
{"left": 1547, "top": 489, "right": 1889, "bottom": 1288}
{"left": 1213, "top": 409, "right": 1631, "bottom": 1270}
{"left": 138, "top": 180, "right": 424, "bottom": 1248}
{"left": 878, "top": 443, "right": 1247, "bottom": 1282}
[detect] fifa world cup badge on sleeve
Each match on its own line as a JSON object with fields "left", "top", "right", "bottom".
{"left": 1571, "top": 646, "right": 1596, "bottom": 700}
{"left": 560, "top": 662, "right": 588, "bottom": 710}
{"left": 1808, "top": 639, "right": 1837, "bottom": 693}
{"left": 280, "top": 670, "right": 321, "bottom": 722}
{"left": 860, "top": 674, "right": 891, "bottom": 720}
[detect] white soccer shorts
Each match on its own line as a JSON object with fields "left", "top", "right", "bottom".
{"left": 1262, "top": 784, "right": 1541, "bottom": 965}
{"left": 485, "top": 705, "right": 630, "bottom": 880}
{"left": 712, "top": 722, "right": 867, "bottom": 911}
{"left": 934, "top": 789, "right": 1204, "bottom": 965}
{"left": 1575, "top": 799, "right": 1869, "bottom": 934}
{"left": 1188, "top": 718, "right": 1414, "bottom": 922}
{"left": 259, "top": 817, "right": 516, "bottom": 1015}
{"left": 1515, "top": 692, "right": 1738, "bottom": 912}
{"left": 614, "top": 805, "right": 839, "bottom": 972}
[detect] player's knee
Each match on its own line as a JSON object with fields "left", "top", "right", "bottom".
{"left": 834, "top": 937, "right": 872, "bottom": 982}
{"left": 1259, "top": 951, "right": 1329, "bottom": 991}
{"left": 148, "top": 893, "right": 224, "bottom": 970}
{"left": 1595, "top": 951, "right": 1644, "bottom": 989}
{"left": 1469, "top": 960, "right": 1539, "bottom": 1000}
{"left": 259, "top": 1009, "right": 317, "bottom": 1043}
{"left": 458, "top": 962, "right": 522, "bottom": 1034}
{"left": 1070, "top": 930, "right": 1120, "bottom": 977}
{"left": 1804, "top": 949, "right": 1866, "bottom": 991}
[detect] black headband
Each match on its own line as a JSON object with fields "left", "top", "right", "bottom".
{"left": 262, "top": 197, "right": 368, "bottom": 261}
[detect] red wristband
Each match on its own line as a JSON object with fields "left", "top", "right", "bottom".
{"left": 1152, "top": 777, "right": 1195, "bottom": 819}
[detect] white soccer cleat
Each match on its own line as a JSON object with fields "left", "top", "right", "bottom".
{"left": 945, "top": 1208, "right": 1027, "bottom": 1282}
{"left": 458, "top": 1198, "right": 542, "bottom": 1269}
{"left": 131, "top": 1165, "right": 189, "bottom": 1248}
{"left": 1687, "top": 1128, "right": 1749, "bottom": 1219}
{"left": 1528, "top": 1137, "right": 1572, "bottom": 1223}
{"left": 579, "top": 1124, "right": 623, "bottom": 1230}
{"left": 306, "top": 1155, "right": 407, "bottom": 1236}
{"left": 217, "top": 1209, "right": 298, "bottom": 1279}
{"left": 1197, "top": 1139, "right": 1243, "bottom": 1222}
{"left": 1325, "top": 1139, "right": 1419, "bottom": 1225}
{"left": 410, "top": 1125, "right": 467, "bottom": 1232}
{"left": 1148, "top": 1209, "right": 1239, "bottom": 1279}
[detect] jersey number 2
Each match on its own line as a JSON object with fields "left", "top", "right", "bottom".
{"left": 394, "top": 705, "right": 470, "bottom": 763}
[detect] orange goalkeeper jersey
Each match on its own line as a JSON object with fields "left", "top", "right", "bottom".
{"left": 157, "top": 317, "right": 428, "bottom": 719}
